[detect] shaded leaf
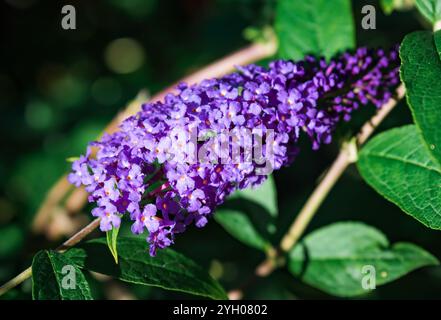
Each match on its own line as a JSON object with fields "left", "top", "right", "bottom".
{"left": 357, "top": 125, "right": 441, "bottom": 229}
{"left": 435, "top": 29, "right": 441, "bottom": 59}
{"left": 288, "top": 222, "right": 439, "bottom": 297}
{"left": 400, "top": 31, "right": 441, "bottom": 165}
{"left": 233, "top": 175, "right": 278, "bottom": 218}
{"left": 65, "top": 237, "right": 227, "bottom": 300}
{"left": 32, "top": 250, "right": 93, "bottom": 300}
{"left": 214, "top": 209, "right": 271, "bottom": 251}
{"left": 275, "top": 0, "right": 355, "bottom": 60}
{"left": 415, "top": 0, "right": 441, "bottom": 25}
{"left": 216, "top": 175, "right": 278, "bottom": 248}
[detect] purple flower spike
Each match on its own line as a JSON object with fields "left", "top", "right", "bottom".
{"left": 69, "top": 46, "right": 400, "bottom": 255}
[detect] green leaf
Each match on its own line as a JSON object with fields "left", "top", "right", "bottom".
{"left": 106, "top": 226, "right": 120, "bottom": 264}
{"left": 233, "top": 175, "right": 278, "bottom": 218}
{"left": 357, "top": 125, "right": 441, "bottom": 229}
{"left": 214, "top": 209, "right": 271, "bottom": 251}
{"left": 65, "top": 237, "right": 227, "bottom": 300}
{"left": 275, "top": 0, "right": 355, "bottom": 60}
{"left": 415, "top": 0, "right": 441, "bottom": 25}
{"left": 215, "top": 175, "right": 278, "bottom": 250}
{"left": 288, "top": 222, "right": 439, "bottom": 297}
{"left": 32, "top": 250, "right": 93, "bottom": 300}
{"left": 435, "top": 29, "right": 441, "bottom": 60}
{"left": 400, "top": 31, "right": 441, "bottom": 165}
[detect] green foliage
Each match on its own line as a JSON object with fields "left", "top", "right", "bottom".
{"left": 358, "top": 125, "right": 441, "bottom": 229}
{"left": 415, "top": 0, "right": 441, "bottom": 25}
{"left": 234, "top": 175, "right": 278, "bottom": 218}
{"left": 400, "top": 31, "right": 441, "bottom": 165}
{"left": 275, "top": 0, "right": 355, "bottom": 60}
{"left": 32, "top": 250, "right": 93, "bottom": 300}
{"left": 359, "top": 30, "right": 441, "bottom": 232}
{"left": 436, "top": 30, "right": 441, "bottom": 58}
{"left": 215, "top": 209, "right": 271, "bottom": 251}
{"left": 3, "top": 0, "right": 441, "bottom": 301}
{"left": 64, "top": 237, "right": 227, "bottom": 300}
{"left": 215, "top": 175, "right": 277, "bottom": 251}
{"left": 106, "top": 226, "right": 120, "bottom": 264}
{"left": 288, "top": 222, "right": 438, "bottom": 297}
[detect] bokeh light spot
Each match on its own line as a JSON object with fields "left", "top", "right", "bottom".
{"left": 209, "top": 259, "right": 224, "bottom": 280}
{"left": 49, "top": 74, "right": 88, "bottom": 109}
{"left": 105, "top": 38, "right": 145, "bottom": 74}
{"left": 25, "top": 100, "right": 53, "bottom": 130}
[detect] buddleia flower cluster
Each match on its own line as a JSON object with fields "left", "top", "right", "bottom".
{"left": 69, "top": 47, "right": 399, "bottom": 256}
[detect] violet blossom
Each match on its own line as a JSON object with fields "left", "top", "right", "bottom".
{"left": 68, "top": 47, "right": 400, "bottom": 255}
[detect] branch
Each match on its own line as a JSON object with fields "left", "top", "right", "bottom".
{"left": 55, "top": 218, "right": 101, "bottom": 251}
{"left": 0, "top": 268, "right": 31, "bottom": 298}
{"left": 32, "top": 40, "right": 277, "bottom": 234}
{"left": 0, "top": 218, "right": 101, "bottom": 297}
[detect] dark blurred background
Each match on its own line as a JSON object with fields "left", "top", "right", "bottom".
{"left": 0, "top": 0, "right": 440, "bottom": 299}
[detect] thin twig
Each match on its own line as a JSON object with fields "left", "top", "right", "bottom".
{"left": 0, "top": 218, "right": 101, "bottom": 297}
{"left": 229, "top": 84, "right": 406, "bottom": 297}
{"left": 56, "top": 218, "right": 101, "bottom": 251}
{"left": 31, "top": 40, "right": 277, "bottom": 234}
{"left": 0, "top": 268, "right": 32, "bottom": 297}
